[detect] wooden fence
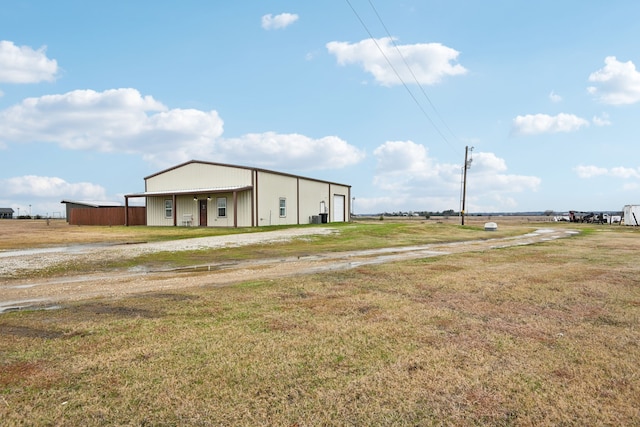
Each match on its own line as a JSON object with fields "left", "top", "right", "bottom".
{"left": 69, "top": 207, "right": 146, "bottom": 226}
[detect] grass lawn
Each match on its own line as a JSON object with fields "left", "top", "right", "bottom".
{"left": 1, "top": 220, "right": 639, "bottom": 425}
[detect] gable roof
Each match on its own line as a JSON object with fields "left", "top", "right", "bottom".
{"left": 144, "top": 160, "right": 351, "bottom": 188}
{"left": 0, "top": 208, "right": 14, "bottom": 214}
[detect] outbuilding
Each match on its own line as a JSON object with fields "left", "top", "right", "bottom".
{"left": 125, "top": 160, "right": 351, "bottom": 227}
{"left": 0, "top": 208, "right": 14, "bottom": 219}
{"left": 61, "top": 200, "right": 122, "bottom": 222}
{"left": 60, "top": 200, "right": 146, "bottom": 226}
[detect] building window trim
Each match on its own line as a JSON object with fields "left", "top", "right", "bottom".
{"left": 279, "top": 197, "right": 286, "bottom": 217}
{"left": 217, "top": 197, "right": 227, "bottom": 217}
{"left": 164, "top": 199, "right": 173, "bottom": 219}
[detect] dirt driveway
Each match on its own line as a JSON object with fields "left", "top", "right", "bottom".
{"left": 0, "top": 227, "right": 577, "bottom": 313}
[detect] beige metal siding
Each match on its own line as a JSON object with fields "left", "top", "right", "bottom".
{"left": 299, "top": 179, "right": 330, "bottom": 223}
{"left": 146, "top": 197, "right": 176, "bottom": 226}
{"left": 146, "top": 162, "right": 252, "bottom": 191}
{"left": 178, "top": 196, "right": 200, "bottom": 225}
{"left": 207, "top": 192, "right": 252, "bottom": 227}
{"left": 236, "top": 190, "right": 253, "bottom": 227}
{"left": 146, "top": 196, "right": 202, "bottom": 226}
{"left": 256, "top": 171, "right": 298, "bottom": 226}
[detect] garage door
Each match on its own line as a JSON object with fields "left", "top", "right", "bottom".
{"left": 333, "top": 195, "right": 345, "bottom": 222}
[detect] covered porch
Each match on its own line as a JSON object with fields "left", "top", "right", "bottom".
{"left": 124, "top": 186, "right": 253, "bottom": 227}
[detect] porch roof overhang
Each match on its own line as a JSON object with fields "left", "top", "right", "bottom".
{"left": 124, "top": 185, "right": 253, "bottom": 198}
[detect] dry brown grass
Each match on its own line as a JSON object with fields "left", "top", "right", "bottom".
{"left": 0, "top": 219, "right": 271, "bottom": 250}
{"left": 0, "top": 219, "right": 139, "bottom": 249}
{"left": 1, "top": 221, "right": 639, "bottom": 425}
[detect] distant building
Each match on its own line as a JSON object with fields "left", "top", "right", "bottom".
{"left": 0, "top": 208, "right": 14, "bottom": 219}
{"left": 125, "top": 160, "right": 351, "bottom": 227}
{"left": 623, "top": 205, "right": 640, "bottom": 226}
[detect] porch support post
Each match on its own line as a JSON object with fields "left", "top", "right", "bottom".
{"left": 124, "top": 196, "right": 129, "bottom": 226}
{"left": 173, "top": 194, "right": 177, "bottom": 226}
{"left": 233, "top": 190, "right": 238, "bottom": 228}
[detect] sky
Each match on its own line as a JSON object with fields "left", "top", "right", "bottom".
{"left": 1, "top": 1, "right": 640, "bottom": 217}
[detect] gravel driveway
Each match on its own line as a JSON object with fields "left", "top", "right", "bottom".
{"left": 0, "top": 227, "right": 577, "bottom": 313}
{"left": 0, "top": 227, "right": 338, "bottom": 277}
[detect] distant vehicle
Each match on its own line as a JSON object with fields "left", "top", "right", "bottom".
{"left": 569, "top": 211, "right": 609, "bottom": 224}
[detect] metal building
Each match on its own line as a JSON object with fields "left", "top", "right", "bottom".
{"left": 623, "top": 205, "right": 640, "bottom": 226}
{"left": 60, "top": 200, "right": 122, "bottom": 222}
{"left": 124, "top": 160, "right": 351, "bottom": 227}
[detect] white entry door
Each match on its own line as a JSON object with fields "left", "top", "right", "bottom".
{"left": 333, "top": 195, "right": 345, "bottom": 222}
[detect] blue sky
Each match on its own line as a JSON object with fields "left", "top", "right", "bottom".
{"left": 1, "top": 1, "right": 640, "bottom": 217}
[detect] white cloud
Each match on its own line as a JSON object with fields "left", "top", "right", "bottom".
{"left": 511, "top": 113, "right": 589, "bottom": 136}
{"left": 326, "top": 37, "right": 467, "bottom": 86}
{"left": 0, "top": 88, "right": 364, "bottom": 170}
{"left": 0, "top": 88, "right": 223, "bottom": 165}
{"left": 574, "top": 165, "right": 608, "bottom": 178}
{"left": 0, "top": 40, "right": 58, "bottom": 83}
{"left": 219, "top": 132, "right": 365, "bottom": 171}
{"left": 574, "top": 165, "right": 640, "bottom": 179}
{"left": 468, "top": 151, "right": 506, "bottom": 173}
{"left": 261, "top": 13, "right": 299, "bottom": 30}
{"left": 368, "top": 141, "right": 540, "bottom": 213}
{"left": 372, "top": 141, "right": 457, "bottom": 193}
{"left": 592, "top": 112, "right": 611, "bottom": 127}
{"left": 622, "top": 182, "right": 640, "bottom": 191}
{"left": 587, "top": 56, "right": 640, "bottom": 105}
{"left": 1, "top": 175, "right": 107, "bottom": 199}
{"left": 549, "top": 91, "right": 562, "bottom": 103}
{"left": 470, "top": 152, "right": 540, "bottom": 193}
{"left": 374, "top": 140, "right": 431, "bottom": 174}
{"left": 610, "top": 166, "right": 640, "bottom": 179}
{"left": 463, "top": 152, "right": 541, "bottom": 213}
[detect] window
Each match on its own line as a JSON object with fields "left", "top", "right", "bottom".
{"left": 279, "top": 198, "right": 286, "bottom": 217}
{"left": 164, "top": 199, "right": 173, "bottom": 218}
{"left": 217, "top": 197, "right": 227, "bottom": 217}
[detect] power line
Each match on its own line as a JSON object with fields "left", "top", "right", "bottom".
{"left": 344, "top": 0, "right": 461, "bottom": 156}
{"left": 367, "top": 0, "right": 461, "bottom": 146}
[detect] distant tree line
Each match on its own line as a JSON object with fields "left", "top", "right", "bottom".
{"left": 376, "top": 210, "right": 570, "bottom": 219}
{"left": 379, "top": 210, "right": 458, "bottom": 219}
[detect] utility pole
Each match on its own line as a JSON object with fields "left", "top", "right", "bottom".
{"left": 461, "top": 146, "right": 473, "bottom": 225}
